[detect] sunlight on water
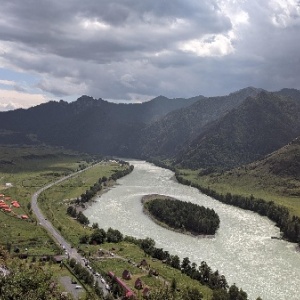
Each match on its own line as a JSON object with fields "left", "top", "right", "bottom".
{"left": 85, "top": 160, "right": 300, "bottom": 300}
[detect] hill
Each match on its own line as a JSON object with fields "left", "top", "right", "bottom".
{"left": 182, "top": 136, "right": 300, "bottom": 217}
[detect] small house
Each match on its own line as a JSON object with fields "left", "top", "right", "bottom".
{"left": 122, "top": 269, "right": 132, "bottom": 280}
{"left": 143, "top": 287, "right": 151, "bottom": 298}
{"left": 134, "top": 278, "right": 143, "bottom": 290}
{"left": 139, "top": 259, "right": 148, "bottom": 268}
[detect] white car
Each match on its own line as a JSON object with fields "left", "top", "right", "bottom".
{"left": 75, "top": 285, "right": 82, "bottom": 289}
{"left": 101, "top": 278, "right": 105, "bottom": 284}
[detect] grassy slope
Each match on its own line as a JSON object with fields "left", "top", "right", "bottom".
{"left": 82, "top": 242, "right": 212, "bottom": 299}
{"left": 39, "top": 161, "right": 127, "bottom": 246}
{"left": 178, "top": 139, "right": 300, "bottom": 218}
{"left": 0, "top": 145, "right": 99, "bottom": 254}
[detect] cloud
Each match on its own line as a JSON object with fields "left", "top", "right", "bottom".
{"left": 0, "top": 0, "right": 299, "bottom": 110}
{"left": 0, "top": 89, "right": 47, "bottom": 111}
{"left": 179, "top": 34, "right": 235, "bottom": 57}
{"left": 0, "top": 79, "right": 15, "bottom": 86}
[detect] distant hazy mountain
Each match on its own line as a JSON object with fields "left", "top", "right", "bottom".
{"left": 0, "top": 88, "right": 300, "bottom": 171}
{"left": 0, "top": 95, "right": 199, "bottom": 155}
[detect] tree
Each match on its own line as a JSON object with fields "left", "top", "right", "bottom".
{"left": 92, "top": 222, "right": 99, "bottom": 229}
{"left": 170, "top": 255, "right": 181, "bottom": 269}
{"left": 212, "top": 289, "right": 229, "bottom": 300}
{"left": 77, "top": 211, "right": 89, "bottom": 225}
{"left": 69, "top": 258, "right": 77, "bottom": 268}
{"left": 90, "top": 228, "right": 106, "bottom": 244}
{"left": 0, "top": 260, "right": 58, "bottom": 299}
{"left": 140, "top": 237, "right": 155, "bottom": 254}
{"left": 229, "top": 284, "right": 239, "bottom": 300}
{"left": 79, "top": 234, "right": 90, "bottom": 244}
{"left": 106, "top": 227, "right": 123, "bottom": 243}
{"left": 228, "top": 284, "right": 248, "bottom": 300}
{"left": 182, "top": 287, "right": 203, "bottom": 300}
{"left": 181, "top": 257, "right": 191, "bottom": 274}
{"left": 67, "top": 206, "right": 77, "bottom": 218}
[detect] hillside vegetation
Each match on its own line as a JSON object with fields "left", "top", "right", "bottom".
{"left": 181, "top": 137, "right": 300, "bottom": 218}
{"left": 175, "top": 92, "right": 300, "bottom": 170}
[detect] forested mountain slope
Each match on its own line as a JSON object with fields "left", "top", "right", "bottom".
{"left": 138, "top": 87, "right": 262, "bottom": 158}
{"left": 175, "top": 92, "right": 300, "bottom": 170}
{"left": 0, "top": 95, "right": 199, "bottom": 154}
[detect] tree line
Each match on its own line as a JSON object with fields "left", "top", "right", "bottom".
{"left": 78, "top": 222, "right": 254, "bottom": 299}
{"left": 79, "top": 226, "right": 123, "bottom": 245}
{"left": 125, "top": 236, "right": 253, "bottom": 300}
{"left": 79, "top": 161, "right": 134, "bottom": 204}
{"left": 144, "top": 197, "right": 220, "bottom": 235}
{"left": 175, "top": 173, "right": 300, "bottom": 245}
{"left": 67, "top": 161, "right": 134, "bottom": 225}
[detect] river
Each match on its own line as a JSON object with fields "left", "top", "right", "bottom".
{"left": 84, "top": 160, "right": 300, "bottom": 300}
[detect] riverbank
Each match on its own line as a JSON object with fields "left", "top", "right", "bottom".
{"left": 76, "top": 178, "right": 117, "bottom": 213}
{"left": 83, "top": 160, "right": 300, "bottom": 300}
{"left": 142, "top": 194, "right": 215, "bottom": 238}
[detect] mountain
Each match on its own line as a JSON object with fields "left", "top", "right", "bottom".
{"left": 0, "top": 95, "right": 199, "bottom": 155}
{"left": 138, "top": 87, "right": 262, "bottom": 158}
{"left": 276, "top": 88, "right": 300, "bottom": 101}
{"left": 175, "top": 91, "right": 300, "bottom": 170}
{"left": 1, "top": 88, "right": 300, "bottom": 171}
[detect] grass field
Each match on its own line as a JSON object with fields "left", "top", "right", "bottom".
{"left": 179, "top": 168, "right": 300, "bottom": 218}
{"left": 0, "top": 145, "right": 100, "bottom": 254}
{"left": 86, "top": 241, "right": 213, "bottom": 299}
{"left": 38, "top": 161, "right": 129, "bottom": 247}
{"left": 0, "top": 146, "right": 215, "bottom": 298}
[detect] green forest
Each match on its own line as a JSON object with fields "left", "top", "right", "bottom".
{"left": 143, "top": 196, "right": 220, "bottom": 235}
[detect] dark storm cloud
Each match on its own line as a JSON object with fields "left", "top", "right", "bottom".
{"left": 0, "top": 0, "right": 299, "bottom": 106}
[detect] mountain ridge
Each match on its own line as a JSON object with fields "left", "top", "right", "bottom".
{"left": 0, "top": 87, "right": 300, "bottom": 172}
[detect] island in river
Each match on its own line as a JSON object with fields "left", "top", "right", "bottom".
{"left": 142, "top": 194, "right": 220, "bottom": 236}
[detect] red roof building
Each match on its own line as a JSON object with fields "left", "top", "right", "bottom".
{"left": 108, "top": 271, "right": 136, "bottom": 299}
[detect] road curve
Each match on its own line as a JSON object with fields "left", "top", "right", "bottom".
{"left": 31, "top": 163, "right": 108, "bottom": 296}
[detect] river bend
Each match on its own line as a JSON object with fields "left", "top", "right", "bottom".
{"left": 85, "top": 160, "right": 300, "bottom": 300}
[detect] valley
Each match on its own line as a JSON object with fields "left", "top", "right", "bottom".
{"left": 1, "top": 87, "right": 300, "bottom": 299}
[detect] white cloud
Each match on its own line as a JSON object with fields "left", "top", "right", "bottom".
{"left": 179, "top": 34, "right": 235, "bottom": 57}
{"left": 269, "top": 0, "right": 300, "bottom": 28}
{"left": 0, "top": 79, "right": 15, "bottom": 86}
{"left": 0, "top": 0, "right": 299, "bottom": 107}
{"left": 0, "top": 89, "right": 47, "bottom": 111}
{"left": 80, "top": 18, "right": 110, "bottom": 30}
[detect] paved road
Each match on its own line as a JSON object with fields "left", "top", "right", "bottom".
{"left": 31, "top": 164, "right": 108, "bottom": 297}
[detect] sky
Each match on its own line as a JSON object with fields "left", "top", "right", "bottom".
{"left": 0, "top": 0, "right": 300, "bottom": 111}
